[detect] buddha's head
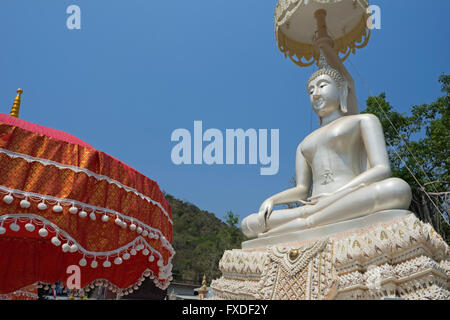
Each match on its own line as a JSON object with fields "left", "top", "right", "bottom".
{"left": 307, "top": 63, "right": 349, "bottom": 125}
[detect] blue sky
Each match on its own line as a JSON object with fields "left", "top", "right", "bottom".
{"left": 1, "top": 0, "right": 449, "bottom": 223}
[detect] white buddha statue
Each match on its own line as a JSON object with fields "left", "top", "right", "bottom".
{"left": 242, "top": 38, "right": 412, "bottom": 239}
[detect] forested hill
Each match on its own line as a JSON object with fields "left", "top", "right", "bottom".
{"left": 164, "top": 193, "right": 246, "bottom": 285}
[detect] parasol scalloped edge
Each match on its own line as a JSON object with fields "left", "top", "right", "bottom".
{"left": 74, "top": 261, "right": 171, "bottom": 292}
{"left": 0, "top": 185, "right": 174, "bottom": 254}
{"left": 0, "top": 214, "right": 174, "bottom": 285}
{"left": 33, "top": 265, "right": 170, "bottom": 294}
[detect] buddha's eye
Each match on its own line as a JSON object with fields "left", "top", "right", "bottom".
{"left": 319, "top": 83, "right": 327, "bottom": 88}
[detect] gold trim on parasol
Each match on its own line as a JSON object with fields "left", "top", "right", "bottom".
{"left": 275, "top": 0, "right": 371, "bottom": 67}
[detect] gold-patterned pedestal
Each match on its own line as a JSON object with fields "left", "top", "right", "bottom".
{"left": 210, "top": 214, "right": 450, "bottom": 300}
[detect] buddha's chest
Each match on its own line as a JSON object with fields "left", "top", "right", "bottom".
{"left": 301, "top": 118, "right": 361, "bottom": 164}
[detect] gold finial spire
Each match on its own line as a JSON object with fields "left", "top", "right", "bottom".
{"left": 10, "top": 88, "right": 23, "bottom": 118}
{"left": 198, "top": 274, "right": 208, "bottom": 300}
{"left": 202, "top": 274, "right": 206, "bottom": 286}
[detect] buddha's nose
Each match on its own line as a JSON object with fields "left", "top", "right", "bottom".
{"left": 313, "top": 94, "right": 321, "bottom": 100}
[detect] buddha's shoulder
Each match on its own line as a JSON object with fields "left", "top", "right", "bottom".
{"left": 345, "top": 113, "right": 381, "bottom": 123}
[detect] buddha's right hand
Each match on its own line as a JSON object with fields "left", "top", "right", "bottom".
{"left": 258, "top": 198, "right": 275, "bottom": 227}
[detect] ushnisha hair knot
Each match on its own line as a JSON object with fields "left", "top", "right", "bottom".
{"left": 307, "top": 51, "right": 346, "bottom": 90}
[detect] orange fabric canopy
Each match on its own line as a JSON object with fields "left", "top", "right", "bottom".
{"left": 0, "top": 114, "right": 174, "bottom": 296}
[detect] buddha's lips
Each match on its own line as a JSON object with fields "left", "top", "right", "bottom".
{"left": 313, "top": 99, "right": 326, "bottom": 110}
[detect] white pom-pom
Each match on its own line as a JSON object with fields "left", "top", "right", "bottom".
{"left": 123, "top": 253, "right": 130, "bottom": 260}
{"left": 51, "top": 236, "right": 61, "bottom": 246}
{"left": 25, "top": 223, "right": 35, "bottom": 232}
{"left": 89, "top": 212, "right": 96, "bottom": 221}
{"left": 37, "top": 202, "right": 47, "bottom": 210}
{"left": 148, "top": 255, "right": 155, "bottom": 262}
{"left": 91, "top": 260, "right": 98, "bottom": 268}
{"left": 115, "top": 217, "right": 122, "bottom": 226}
{"left": 121, "top": 221, "right": 127, "bottom": 229}
{"left": 142, "top": 249, "right": 149, "bottom": 256}
{"left": 79, "top": 211, "right": 87, "bottom": 218}
{"left": 79, "top": 258, "right": 87, "bottom": 267}
{"left": 0, "top": 226, "right": 5, "bottom": 234}
{"left": 129, "top": 223, "right": 136, "bottom": 231}
{"left": 62, "top": 243, "right": 70, "bottom": 252}
{"left": 3, "top": 194, "right": 13, "bottom": 204}
{"left": 53, "top": 204, "right": 63, "bottom": 213}
{"left": 20, "top": 199, "right": 30, "bottom": 208}
{"left": 142, "top": 230, "right": 148, "bottom": 237}
{"left": 69, "top": 206, "right": 78, "bottom": 214}
{"left": 136, "top": 244, "right": 144, "bottom": 251}
{"left": 101, "top": 214, "right": 109, "bottom": 222}
{"left": 10, "top": 223, "right": 20, "bottom": 232}
{"left": 38, "top": 228, "right": 48, "bottom": 237}
{"left": 136, "top": 227, "right": 143, "bottom": 234}
{"left": 157, "top": 260, "right": 164, "bottom": 267}
{"left": 130, "top": 249, "right": 137, "bottom": 256}
{"left": 103, "top": 260, "right": 111, "bottom": 268}
{"left": 114, "top": 257, "right": 122, "bottom": 265}
{"left": 70, "top": 244, "right": 78, "bottom": 253}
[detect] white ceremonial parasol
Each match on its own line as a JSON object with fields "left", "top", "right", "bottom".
{"left": 275, "top": 0, "right": 371, "bottom": 67}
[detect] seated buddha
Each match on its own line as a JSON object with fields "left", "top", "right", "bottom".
{"left": 241, "top": 38, "right": 412, "bottom": 239}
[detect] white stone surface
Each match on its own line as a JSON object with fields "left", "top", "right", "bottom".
{"left": 242, "top": 210, "right": 412, "bottom": 249}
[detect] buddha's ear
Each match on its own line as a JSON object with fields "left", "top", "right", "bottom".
{"left": 339, "top": 80, "right": 349, "bottom": 114}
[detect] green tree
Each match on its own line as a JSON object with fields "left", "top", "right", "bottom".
{"left": 361, "top": 74, "right": 449, "bottom": 242}
{"left": 220, "top": 211, "right": 247, "bottom": 250}
{"left": 166, "top": 194, "right": 246, "bottom": 284}
{"left": 225, "top": 210, "right": 239, "bottom": 228}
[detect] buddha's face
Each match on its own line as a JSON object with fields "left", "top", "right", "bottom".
{"left": 308, "top": 74, "right": 341, "bottom": 119}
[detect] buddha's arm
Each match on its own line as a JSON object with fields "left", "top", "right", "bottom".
{"left": 263, "top": 187, "right": 309, "bottom": 209}
{"left": 273, "top": 151, "right": 311, "bottom": 204}
{"left": 334, "top": 114, "right": 392, "bottom": 194}
{"left": 258, "top": 145, "right": 311, "bottom": 218}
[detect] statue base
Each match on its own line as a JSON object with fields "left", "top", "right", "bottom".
{"left": 210, "top": 213, "right": 450, "bottom": 300}
{"left": 243, "top": 210, "right": 411, "bottom": 249}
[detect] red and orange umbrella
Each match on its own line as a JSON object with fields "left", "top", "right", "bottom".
{"left": 0, "top": 89, "right": 174, "bottom": 298}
